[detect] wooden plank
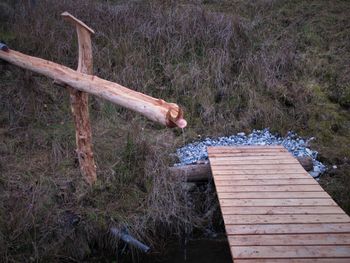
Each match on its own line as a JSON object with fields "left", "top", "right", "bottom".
{"left": 221, "top": 206, "right": 345, "bottom": 215}
{"left": 211, "top": 164, "right": 305, "bottom": 170}
{"left": 208, "top": 146, "right": 350, "bottom": 261}
{"left": 208, "top": 145, "right": 285, "bottom": 149}
{"left": 225, "top": 223, "right": 350, "bottom": 235}
{"left": 215, "top": 178, "right": 317, "bottom": 186}
{"left": 219, "top": 191, "right": 330, "bottom": 199}
{"left": 208, "top": 146, "right": 285, "bottom": 151}
{"left": 231, "top": 245, "right": 350, "bottom": 258}
{"left": 208, "top": 147, "right": 286, "bottom": 153}
{"left": 223, "top": 214, "right": 350, "bottom": 224}
{"left": 210, "top": 156, "right": 296, "bottom": 161}
{"left": 216, "top": 185, "right": 323, "bottom": 192}
{"left": 210, "top": 151, "right": 288, "bottom": 155}
{"left": 210, "top": 159, "right": 300, "bottom": 165}
{"left": 234, "top": 259, "right": 350, "bottom": 263}
{"left": 228, "top": 233, "right": 350, "bottom": 246}
{"left": 209, "top": 156, "right": 297, "bottom": 161}
{"left": 219, "top": 198, "right": 337, "bottom": 207}
{"left": 214, "top": 174, "right": 308, "bottom": 180}
{"left": 210, "top": 152, "right": 292, "bottom": 157}
{"left": 212, "top": 170, "right": 308, "bottom": 174}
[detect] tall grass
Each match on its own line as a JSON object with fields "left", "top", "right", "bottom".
{"left": 0, "top": 0, "right": 350, "bottom": 261}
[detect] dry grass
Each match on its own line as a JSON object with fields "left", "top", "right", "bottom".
{"left": 0, "top": 0, "right": 349, "bottom": 261}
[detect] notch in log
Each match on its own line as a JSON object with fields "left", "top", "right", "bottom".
{"left": 62, "top": 12, "right": 96, "bottom": 185}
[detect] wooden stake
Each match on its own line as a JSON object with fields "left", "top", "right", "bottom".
{"left": 61, "top": 12, "right": 96, "bottom": 185}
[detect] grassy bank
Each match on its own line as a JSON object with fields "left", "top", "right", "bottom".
{"left": 1, "top": 0, "right": 349, "bottom": 261}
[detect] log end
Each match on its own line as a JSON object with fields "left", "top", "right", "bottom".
{"left": 166, "top": 106, "right": 187, "bottom": 129}
{"left": 61, "top": 11, "right": 95, "bottom": 34}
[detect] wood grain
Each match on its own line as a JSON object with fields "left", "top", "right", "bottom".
{"left": 208, "top": 146, "right": 350, "bottom": 261}
{"left": 62, "top": 12, "right": 97, "bottom": 185}
{"left": 231, "top": 245, "right": 350, "bottom": 258}
{"left": 225, "top": 223, "right": 350, "bottom": 235}
{"left": 220, "top": 206, "right": 344, "bottom": 215}
{"left": 228, "top": 234, "right": 350, "bottom": 245}
{"left": 218, "top": 191, "right": 330, "bottom": 199}
{"left": 219, "top": 198, "right": 337, "bottom": 207}
{"left": 223, "top": 214, "right": 350, "bottom": 224}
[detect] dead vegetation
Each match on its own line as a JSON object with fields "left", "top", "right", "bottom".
{"left": 0, "top": 0, "right": 349, "bottom": 262}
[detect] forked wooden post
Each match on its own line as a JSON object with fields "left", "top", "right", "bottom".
{"left": 61, "top": 12, "right": 96, "bottom": 185}
{"left": 0, "top": 12, "right": 187, "bottom": 186}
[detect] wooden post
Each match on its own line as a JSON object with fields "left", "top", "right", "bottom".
{"left": 62, "top": 12, "right": 96, "bottom": 185}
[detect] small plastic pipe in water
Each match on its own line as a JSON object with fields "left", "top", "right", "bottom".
{"left": 110, "top": 227, "right": 151, "bottom": 253}
{"left": 0, "top": 43, "right": 9, "bottom": 52}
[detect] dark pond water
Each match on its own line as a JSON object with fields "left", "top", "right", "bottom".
{"left": 143, "top": 237, "right": 232, "bottom": 263}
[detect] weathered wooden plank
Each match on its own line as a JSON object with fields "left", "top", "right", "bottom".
{"left": 219, "top": 198, "right": 336, "bottom": 207}
{"left": 216, "top": 185, "right": 323, "bottom": 192}
{"left": 215, "top": 178, "right": 317, "bottom": 186}
{"left": 212, "top": 170, "right": 307, "bottom": 174}
{"left": 210, "top": 151, "right": 288, "bottom": 155}
{"left": 209, "top": 152, "right": 292, "bottom": 157}
{"left": 219, "top": 191, "right": 330, "bottom": 199}
{"left": 228, "top": 234, "right": 350, "bottom": 246}
{"left": 220, "top": 206, "right": 344, "bottom": 215}
{"left": 210, "top": 159, "right": 300, "bottom": 165}
{"left": 211, "top": 164, "right": 305, "bottom": 170}
{"left": 225, "top": 223, "right": 350, "bottom": 235}
{"left": 231, "top": 245, "right": 350, "bottom": 258}
{"left": 210, "top": 155, "right": 295, "bottom": 160}
{"left": 208, "top": 145, "right": 285, "bottom": 149}
{"left": 234, "top": 259, "right": 350, "bottom": 263}
{"left": 214, "top": 174, "right": 308, "bottom": 180}
{"left": 208, "top": 146, "right": 350, "bottom": 261}
{"left": 208, "top": 147, "right": 286, "bottom": 153}
{"left": 223, "top": 214, "right": 350, "bottom": 224}
{"left": 209, "top": 156, "right": 296, "bottom": 161}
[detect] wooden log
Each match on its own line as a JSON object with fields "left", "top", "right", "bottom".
{"left": 169, "top": 163, "right": 212, "bottom": 182}
{"left": 168, "top": 155, "right": 313, "bottom": 182}
{"left": 62, "top": 12, "right": 96, "bottom": 185}
{"left": 0, "top": 47, "right": 187, "bottom": 129}
{"left": 296, "top": 156, "right": 313, "bottom": 171}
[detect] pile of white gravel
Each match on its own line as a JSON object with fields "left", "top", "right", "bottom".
{"left": 176, "top": 129, "right": 326, "bottom": 178}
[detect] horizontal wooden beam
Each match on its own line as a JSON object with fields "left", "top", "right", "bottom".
{"left": 168, "top": 155, "right": 313, "bottom": 182}
{"left": 0, "top": 49, "right": 187, "bottom": 128}
{"left": 169, "top": 163, "right": 212, "bottom": 182}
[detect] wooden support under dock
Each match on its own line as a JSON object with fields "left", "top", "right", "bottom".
{"left": 208, "top": 145, "right": 350, "bottom": 262}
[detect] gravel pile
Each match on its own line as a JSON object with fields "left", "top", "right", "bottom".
{"left": 176, "top": 129, "right": 326, "bottom": 178}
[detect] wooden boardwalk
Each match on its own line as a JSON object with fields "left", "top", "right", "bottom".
{"left": 208, "top": 145, "right": 350, "bottom": 262}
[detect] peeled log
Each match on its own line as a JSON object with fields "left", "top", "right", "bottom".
{"left": 297, "top": 156, "right": 313, "bottom": 171}
{"left": 169, "top": 156, "right": 313, "bottom": 182}
{"left": 169, "top": 163, "right": 212, "bottom": 182}
{"left": 0, "top": 49, "right": 186, "bottom": 128}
